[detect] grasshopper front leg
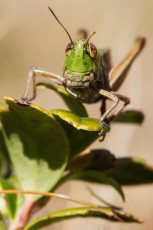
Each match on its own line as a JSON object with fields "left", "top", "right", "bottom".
{"left": 98, "top": 89, "right": 119, "bottom": 141}
{"left": 21, "top": 67, "right": 65, "bottom": 104}
{"left": 107, "top": 92, "right": 130, "bottom": 123}
{"left": 98, "top": 90, "right": 130, "bottom": 138}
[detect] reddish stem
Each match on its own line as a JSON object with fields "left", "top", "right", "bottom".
{"left": 10, "top": 195, "right": 34, "bottom": 230}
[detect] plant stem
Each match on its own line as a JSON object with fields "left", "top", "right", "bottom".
{"left": 9, "top": 195, "right": 33, "bottom": 230}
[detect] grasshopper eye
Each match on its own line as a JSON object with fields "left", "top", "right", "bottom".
{"left": 89, "top": 43, "right": 97, "bottom": 58}
{"left": 65, "top": 42, "right": 73, "bottom": 56}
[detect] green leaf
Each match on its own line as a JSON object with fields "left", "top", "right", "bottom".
{"left": 106, "top": 157, "right": 153, "bottom": 185}
{"left": 51, "top": 110, "right": 110, "bottom": 160}
{"left": 0, "top": 178, "right": 17, "bottom": 219}
{"left": 113, "top": 110, "right": 144, "bottom": 124}
{"left": 62, "top": 170, "right": 124, "bottom": 201}
{"left": 0, "top": 212, "right": 7, "bottom": 230}
{"left": 0, "top": 97, "right": 69, "bottom": 201}
{"left": 67, "top": 149, "right": 115, "bottom": 172}
{"left": 0, "top": 129, "right": 11, "bottom": 178}
{"left": 24, "top": 206, "right": 142, "bottom": 230}
{"left": 51, "top": 109, "right": 105, "bottom": 131}
{"left": 0, "top": 103, "right": 8, "bottom": 112}
{"left": 37, "top": 82, "right": 88, "bottom": 117}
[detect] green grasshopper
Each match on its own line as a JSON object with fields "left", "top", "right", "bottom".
{"left": 21, "top": 7, "right": 145, "bottom": 139}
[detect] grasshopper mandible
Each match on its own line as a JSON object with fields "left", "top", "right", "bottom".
{"left": 20, "top": 7, "right": 145, "bottom": 139}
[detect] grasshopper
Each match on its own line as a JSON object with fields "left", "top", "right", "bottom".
{"left": 20, "top": 7, "right": 145, "bottom": 139}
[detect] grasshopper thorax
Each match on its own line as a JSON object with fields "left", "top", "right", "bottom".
{"left": 63, "top": 39, "right": 98, "bottom": 101}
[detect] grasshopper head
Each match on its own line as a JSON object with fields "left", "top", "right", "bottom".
{"left": 63, "top": 37, "right": 98, "bottom": 99}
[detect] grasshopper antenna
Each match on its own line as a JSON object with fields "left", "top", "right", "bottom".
{"left": 87, "top": 31, "right": 96, "bottom": 43}
{"left": 48, "top": 7, "right": 74, "bottom": 46}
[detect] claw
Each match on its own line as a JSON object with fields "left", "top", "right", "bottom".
{"left": 98, "top": 133, "right": 106, "bottom": 142}
{"left": 15, "top": 98, "right": 31, "bottom": 106}
{"left": 98, "top": 122, "right": 106, "bottom": 142}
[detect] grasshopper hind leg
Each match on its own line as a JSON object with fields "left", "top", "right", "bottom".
{"left": 109, "top": 37, "right": 145, "bottom": 91}
{"left": 99, "top": 37, "right": 145, "bottom": 140}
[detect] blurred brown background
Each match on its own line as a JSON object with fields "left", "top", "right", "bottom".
{"left": 0, "top": 0, "right": 153, "bottom": 229}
